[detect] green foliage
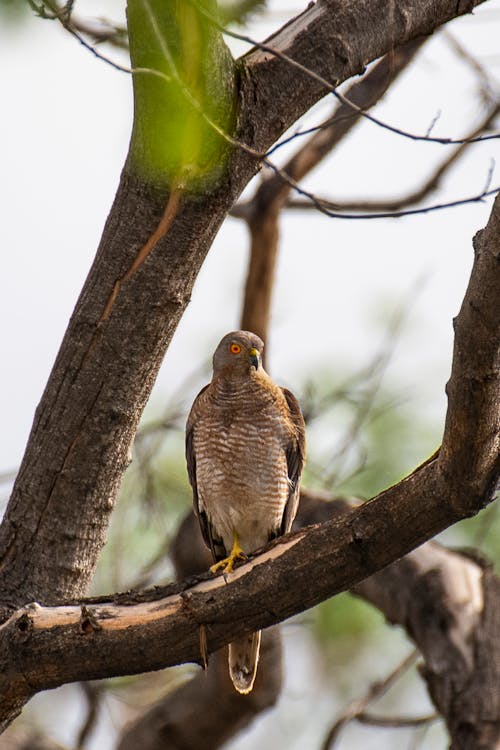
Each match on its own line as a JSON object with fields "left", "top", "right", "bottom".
{"left": 127, "top": 0, "right": 236, "bottom": 188}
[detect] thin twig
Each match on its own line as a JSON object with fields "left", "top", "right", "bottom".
{"left": 263, "top": 157, "right": 500, "bottom": 219}
{"left": 76, "top": 682, "right": 102, "bottom": 750}
{"left": 280, "top": 101, "right": 500, "bottom": 216}
{"left": 356, "top": 710, "right": 439, "bottom": 728}
{"left": 321, "top": 649, "right": 420, "bottom": 750}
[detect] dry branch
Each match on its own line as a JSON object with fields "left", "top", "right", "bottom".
{"left": 285, "top": 101, "right": 500, "bottom": 214}
{"left": 238, "top": 38, "right": 424, "bottom": 345}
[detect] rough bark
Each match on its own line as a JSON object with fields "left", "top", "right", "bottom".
{"left": 356, "top": 548, "right": 500, "bottom": 750}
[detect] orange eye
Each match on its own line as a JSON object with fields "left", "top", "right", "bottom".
{"left": 230, "top": 343, "right": 241, "bottom": 354}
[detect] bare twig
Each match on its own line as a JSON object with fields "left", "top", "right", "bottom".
{"left": 33, "top": 0, "right": 500, "bottom": 222}
{"left": 285, "top": 99, "right": 499, "bottom": 214}
{"left": 266, "top": 165, "right": 500, "bottom": 219}
{"left": 356, "top": 711, "right": 439, "bottom": 728}
{"left": 76, "top": 682, "right": 102, "bottom": 750}
{"left": 321, "top": 650, "right": 420, "bottom": 750}
{"left": 239, "top": 39, "right": 424, "bottom": 347}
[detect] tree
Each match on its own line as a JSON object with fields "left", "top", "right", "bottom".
{"left": 0, "top": 1, "right": 499, "bottom": 748}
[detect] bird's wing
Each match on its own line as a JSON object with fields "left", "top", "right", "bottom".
{"left": 185, "top": 385, "right": 225, "bottom": 562}
{"left": 280, "top": 387, "right": 306, "bottom": 535}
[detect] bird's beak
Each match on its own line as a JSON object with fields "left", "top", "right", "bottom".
{"left": 248, "top": 348, "right": 259, "bottom": 370}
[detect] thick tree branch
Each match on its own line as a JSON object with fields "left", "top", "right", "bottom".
{"left": 354, "top": 546, "right": 500, "bottom": 750}
{"left": 0, "top": 457, "right": 495, "bottom": 725}
{"left": 122, "top": 489, "right": 499, "bottom": 750}
{"left": 117, "top": 508, "right": 283, "bottom": 750}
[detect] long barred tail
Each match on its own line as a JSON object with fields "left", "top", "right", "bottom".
{"left": 228, "top": 630, "right": 262, "bottom": 694}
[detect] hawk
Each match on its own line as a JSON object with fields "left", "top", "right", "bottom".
{"left": 185, "top": 330, "right": 306, "bottom": 694}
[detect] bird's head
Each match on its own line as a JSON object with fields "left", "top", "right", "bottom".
{"left": 212, "top": 330, "right": 264, "bottom": 377}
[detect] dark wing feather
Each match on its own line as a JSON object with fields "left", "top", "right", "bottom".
{"left": 185, "top": 385, "right": 225, "bottom": 562}
{"left": 280, "top": 387, "right": 306, "bottom": 535}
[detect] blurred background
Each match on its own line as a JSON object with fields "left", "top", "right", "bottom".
{"left": 0, "top": 0, "right": 499, "bottom": 748}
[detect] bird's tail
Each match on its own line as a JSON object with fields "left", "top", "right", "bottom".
{"left": 228, "top": 630, "right": 261, "bottom": 694}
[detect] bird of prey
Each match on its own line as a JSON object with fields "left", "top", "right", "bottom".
{"left": 185, "top": 330, "right": 306, "bottom": 694}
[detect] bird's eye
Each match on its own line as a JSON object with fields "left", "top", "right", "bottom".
{"left": 230, "top": 343, "right": 241, "bottom": 354}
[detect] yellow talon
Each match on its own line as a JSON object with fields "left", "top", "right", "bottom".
{"left": 210, "top": 533, "right": 247, "bottom": 575}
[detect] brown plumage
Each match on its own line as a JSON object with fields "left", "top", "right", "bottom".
{"left": 186, "top": 330, "right": 306, "bottom": 694}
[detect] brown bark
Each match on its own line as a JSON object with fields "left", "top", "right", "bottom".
{"left": 356, "top": 549, "right": 500, "bottom": 750}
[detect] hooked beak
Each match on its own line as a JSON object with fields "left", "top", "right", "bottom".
{"left": 248, "top": 348, "right": 259, "bottom": 370}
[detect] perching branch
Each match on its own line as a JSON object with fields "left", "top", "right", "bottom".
{"left": 117, "top": 514, "right": 283, "bottom": 750}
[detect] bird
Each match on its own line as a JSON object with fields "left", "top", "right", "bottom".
{"left": 185, "top": 330, "right": 306, "bottom": 694}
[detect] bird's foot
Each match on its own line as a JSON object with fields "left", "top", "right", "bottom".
{"left": 210, "top": 536, "right": 247, "bottom": 575}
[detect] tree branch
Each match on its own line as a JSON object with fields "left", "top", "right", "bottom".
{"left": 283, "top": 102, "right": 500, "bottom": 215}
{"left": 238, "top": 37, "right": 424, "bottom": 346}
